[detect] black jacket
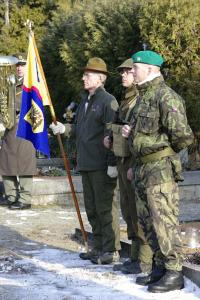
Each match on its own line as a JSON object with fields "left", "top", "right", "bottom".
{"left": 73, "top": 86, "right": 118, "bottom": 171}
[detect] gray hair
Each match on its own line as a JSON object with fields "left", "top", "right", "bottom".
{"left": 99, "top": 73, "right": 107, "bottom": 85}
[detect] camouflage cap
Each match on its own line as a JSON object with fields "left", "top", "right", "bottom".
{"left": 131, "top": 50, "right": 164, "bottom": 67}
{"left": 117, "top": 58, "right": 134, "bottom": 70}
{"left": 14, "top": 53, "right": 27, "bottom": 65}
{"left": 84, "top": 57, "right": 108, "bottom": 74}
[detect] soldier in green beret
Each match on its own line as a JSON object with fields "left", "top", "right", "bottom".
{"left": 104, "top": 58, "right": 153, "bottom": 275}
{"left": 122, "top": 50, "right": 194, "bottom": 292}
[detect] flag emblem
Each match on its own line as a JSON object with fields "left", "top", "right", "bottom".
{"left": 24, "top": 100, "right": 44, "bottom": 133}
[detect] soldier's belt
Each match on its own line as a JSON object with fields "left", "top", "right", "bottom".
{"left": 141, "top": 147, "right": 175, "bottom": 164}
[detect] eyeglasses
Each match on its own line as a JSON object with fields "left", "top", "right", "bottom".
{"left": 120, "top": 69, "right": 134, "bottom": 76}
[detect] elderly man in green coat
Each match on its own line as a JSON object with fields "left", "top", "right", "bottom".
{"left": 50, "top": 57, "right": 121, "bottom": 265}
{"left": 122, "top": 50, "right": 194, "bottom": 293}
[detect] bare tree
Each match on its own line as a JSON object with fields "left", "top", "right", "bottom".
{"left": 5, "top": 0, "right": 9, "bottom": 26}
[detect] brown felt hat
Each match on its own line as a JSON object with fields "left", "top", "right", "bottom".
{"left": 84, "top": 57, "right": 108, "bottom": 74}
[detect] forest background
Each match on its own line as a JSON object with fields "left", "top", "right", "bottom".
{"left": 0, "top": 0, "right": 200, "bottom": 159}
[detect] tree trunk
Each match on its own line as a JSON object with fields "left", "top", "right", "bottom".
{"left": 5, "top": 0, "right": 9, "bottom": 26}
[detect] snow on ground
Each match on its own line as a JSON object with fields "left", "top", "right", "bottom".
{"left": 0, "top": 247, "right": 200, "bottom": 300}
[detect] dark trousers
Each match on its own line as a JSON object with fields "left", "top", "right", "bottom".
{"left": 81, "top": 170, "right": 121, "bottom": 253}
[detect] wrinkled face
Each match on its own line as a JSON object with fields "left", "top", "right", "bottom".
{"left": 132, "top": 63, "right": 150, "bottom": 84}
{"left": 82, "top": 72, "right": 102, "bottom": 91}
{"left": 120, "top": 68, "right": 135, "bottom": 87}
{"left": 16, "top": 64, "right": 26, "bottom": 78}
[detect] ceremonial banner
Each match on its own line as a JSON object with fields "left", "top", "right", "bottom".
{"left": 17, "top": 33, "right": 50, "bottom": 157}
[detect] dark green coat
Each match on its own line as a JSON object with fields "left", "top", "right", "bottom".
{"left": 73, "top": 86, "right": 118, "bottom": 171}
{"left": 0, "top": 77, "right": 37, "bottom": 176}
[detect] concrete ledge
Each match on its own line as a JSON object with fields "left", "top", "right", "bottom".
{"left": 32, "top": 176, "right": 84, "bottom": 207}
{"left": 31, "top": 171, "right": 200, "bottom": 222}
{"left": 183, "top": 262, "right": 200, "bottom": 288}
{"left": 180, "top": 171, "right": 200, "bottom": 186}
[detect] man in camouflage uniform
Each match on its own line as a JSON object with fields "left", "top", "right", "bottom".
{"left": 104, "top": 58, "right": 153, "bottom": 274}
{"left": 50, "top": 57, "right": 121, "bottom": 264}
{"left": 0, "top": 54, "right": 37, "bottom": 209}
{"left": 122, "top": 50, "right": 194, "bottom": 293}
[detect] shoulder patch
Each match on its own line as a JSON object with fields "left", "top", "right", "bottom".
{"left": 110, "top": 99, "right": 119, "bottom": 112}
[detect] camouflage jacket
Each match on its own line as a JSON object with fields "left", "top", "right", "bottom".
{"left": 130, "top": 76, "right": 194, "bottom": 158}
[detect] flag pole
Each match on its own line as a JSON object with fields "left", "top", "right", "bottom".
{"left": 26, "top": 20, "right": 88, "bottom": 251}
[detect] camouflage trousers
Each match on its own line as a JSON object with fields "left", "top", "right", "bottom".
{"left": 134, "top": 158, "right": 184, "bottom": 271}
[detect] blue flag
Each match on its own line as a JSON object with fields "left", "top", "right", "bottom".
{"left": 16, "top": 33, "right": 51, "bottom": 157}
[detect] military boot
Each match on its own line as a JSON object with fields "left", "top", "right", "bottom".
{"left": 91, "top": 251, "right": 120, "bottom": 265}
{"left": 148, "top": 270, "right": 184, "bottom": 293}
{"left": 113, "top": 238, "right": 139, "bottom": 271}
{"left": 113, "top": 257, "right": 133, "bottom": 271}
{"left": 121, "top": 259, "right": 142, "bottom": 274}
{"left": 136, "top": 266, "right": 165, "bottom": 286}
{"left": 0, "top": 197, "right": 12, "bottom": 207}
{"left": 79, "top": 248, "right": 100, "bottom": 260}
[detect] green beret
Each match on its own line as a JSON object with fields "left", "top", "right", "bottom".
{"left": 131, "top": 50, "right": 164, "bottom": 67}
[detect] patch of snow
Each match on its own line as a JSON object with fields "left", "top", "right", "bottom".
{"left": 0, "top": 247, "right": 200, "bottom": 300}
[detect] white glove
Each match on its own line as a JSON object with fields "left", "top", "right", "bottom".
{"left": 107, "top": 166, "right": 118, "bottom": 178}
{"left": 49, "top": 122, "right": 65, "bottom": 135}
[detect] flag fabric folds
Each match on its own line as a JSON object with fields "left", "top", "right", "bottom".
{"left": 16, "top": 33, "right": 51, "bottom": 157}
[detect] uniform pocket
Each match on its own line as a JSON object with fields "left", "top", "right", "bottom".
{"left": 112, "top": 124, "right": 130, "bottom": 157}
{"left": 137, "top": 111, "right": 159, "bottom": 134}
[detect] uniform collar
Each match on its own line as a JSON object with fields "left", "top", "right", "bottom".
{"left": 137, "top": 75, "right": 164, "bottom": 93}
{"left": 82, "top": 86, "right": 105, "bottom": 100}
{"left": 124, "top": 85, "right": 138, "bottom": 99}
{"left": 137, "top": 72, "right": 161, "bottom": 86}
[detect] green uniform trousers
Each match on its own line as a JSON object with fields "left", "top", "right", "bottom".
{"left": 81, "top": 170, "right": 121, "bottom": 253}
{"left": 3, "top": 175, "right": 33, "bottom": 204}
{"left": 135, "top": 160, "right": 183, "bottom": 271}
{"left": 118, "top": 158, "right": 153, "bottom": 271}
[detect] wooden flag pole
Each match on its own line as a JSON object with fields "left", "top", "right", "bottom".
{"left": 26, "top": 20, "right": 88, "bottom": 251}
